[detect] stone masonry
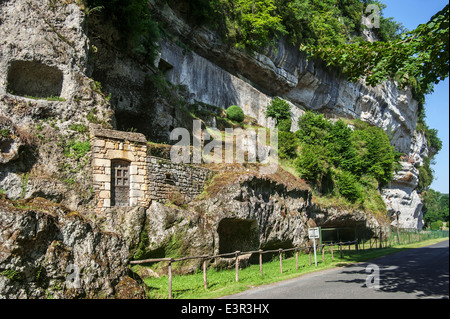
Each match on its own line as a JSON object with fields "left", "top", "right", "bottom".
{"left": 148, "top": 156, "right": 211, "bottom": 202}
{"left": 90, "top": 124, "right": 149, "bottom": 211}
{"left": 91, "top": 125, "right": 211, "bottom": 211}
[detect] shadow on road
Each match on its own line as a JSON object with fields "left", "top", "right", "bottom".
{"left": 325, "top": 242, "right": 449, "bottom": 299}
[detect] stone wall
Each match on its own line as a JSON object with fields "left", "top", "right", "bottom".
{"left": 90, "top": 125, "right": 150, "bottom": 211}
{"left": 148, "top": 156, "right": 211, "bottom": 202}
{"left": 91, "top": 125, "right": 211, "bottom": 210}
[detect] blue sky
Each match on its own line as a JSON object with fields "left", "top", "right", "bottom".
{"left": 382, "top": 0, "right": 449, "bottom": 194}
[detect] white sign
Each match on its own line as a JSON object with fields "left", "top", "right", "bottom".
{"left": 308, "top": 227, "right": 320, "bottom": 267}
{"left": 308, "top": 227, "right": 320, "bottom": 239}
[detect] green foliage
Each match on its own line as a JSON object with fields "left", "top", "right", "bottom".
{"left": 296, "top": 111, "right": 331, "bottom": 145}
{"left": 69, "top": 123, "right": 88, "bottom": 134}
{"left": 416, "top": 157, "right": 434, "bottom": 192}
{"left": 294, "top": 111, "right": 398, "bottom": 205}
{"left": 85, "top": 0, "right": 160, "bottom": 63}
{"left": 64, "top": 140, "right": 91, "bottom": 160}
{"left": 422, "top": 190, "right": 449, "bottom": 227}
{"left": 275, "top": 0, "right": 364, "bottom": 47}
{"left": 278, "top": 131, "right": 299, "bottom": 159}
{"left": 0, "top": 128, "right": 10, "bottom": 138}
{"left": 205, "top": 0, "right": 287, "bottom": 52}
{"left": 425, "top": 128, "right": 443, "bottom": 156}
{"left": 167, "top": 0, "right": 405, "bottom": 53}
{"left": 277, "top": 118, "right": 292, "bottom": 132}
{"left": 334, "top": 170, "right": 362, "bottom": 203}
{"left": 1, "top": 269, "right": 22, "bottom": 281}
{"left": 303, "top": 4, "right": 449, "bottom": 98}
{"left": 226, "top": 105, "right": 244, "bottom": 123}
{"left": 133, "top": 228, "right": 150, "bottom": 260}
{"left": 265, "top": 97, "right": 291, "bottom": 124}
{"left": 295, "top": 143, "right": 327, "bottom": 184}
{"left": 430, "top": 220, "right": 444, "bottom": 230}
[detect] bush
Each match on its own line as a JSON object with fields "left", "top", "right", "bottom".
{"left": 277, "top": 118, "right": 292, "bottom": 132}
{"left": 226, "top": 105, "right": 244, "bottom": 122}
{"left": 278, "top": 131, "right": 299, "bottom": 159}
{"left": 295, "top": 144, "right": 327, "bottom": 183}
{"left": 265, "top": 98, "right": 290, "bottom": 123}
{"left": 334, "top": 170, "right": 362, "bottom": 202}
{"left": 296, "top": 111, "right": 331, "bottom": 145}
{"left": 430, "top": 220, "right": 444, "bottom": 230}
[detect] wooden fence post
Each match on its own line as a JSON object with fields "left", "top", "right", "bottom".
{"left": 331, "top": 245, "right": 334, "bottom": 261}
{"left": 259, "top": 249, "right": 263, "bottom": 277}
{"left": 339, "top": 242, "right": 343, "bottom": 259}
{"left": 379, "top": 228, "right": 383, "bottom": 249}
{"left": 309, "top": 248, "right": 312, "bottom": 266}
{"left": 203, "top": 258, "right": 208, "bottom": 290}
{"left": 295, "top": 249, "right": 299, "bottom": 270}
{"left": 279, "top": 249, "right": 283, "bottom": 273}
{"left": 322, "top": 245, "right": 325, "bottom": 263}
{"left": 168, "top": 259, "right": 173, "bottom": 299}
{"left": 235, "top": 251, "right": 240, "bottom": 282}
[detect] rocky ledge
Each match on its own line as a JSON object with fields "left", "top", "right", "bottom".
{"left": 0, "top": 196, "right": 144, "bottom": 299}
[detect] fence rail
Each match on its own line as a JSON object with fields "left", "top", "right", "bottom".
{"left": 130, "top": 240, "right": 358, "bottom": 299}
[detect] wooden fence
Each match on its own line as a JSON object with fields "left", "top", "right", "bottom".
{"left": 130, "top": 240, "right": 358, "bottom": 299}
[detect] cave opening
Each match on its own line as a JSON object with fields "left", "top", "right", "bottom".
{"left": 6, "top": 61, "right": 63, "bottom": 99}
{"left": 217, "top": 218, "right": 259, "bottom": 257}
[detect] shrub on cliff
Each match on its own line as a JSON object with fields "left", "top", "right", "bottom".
{"left": 226, "top": 105, "right": 244, "bottom": 122}
{"left": 294, "top": 111, "right": 399, "bottom": 204}
{"left": 278, "top": 131, "right": 299, "bottom": 159}
{"left": 265, "top": 97, "right": 290, "bottom": 124}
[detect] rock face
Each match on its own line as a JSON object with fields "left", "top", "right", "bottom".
{"left": 0, "top": 0, "right": 431, "bottom": 299}
{"left": 0, "top": 0, "right": 113, "bottom": 212}
{"left": 382, "top": 162, "right": 424, "bottom": 229}
{"left": 150, "top": 1, "right": 427, "bottom": 228}
{"left": 128, "top": 174, "right": 383, "bottom": 275}
{"left": 151, "top": 1, "right": 419, "bottom": 156}
{"left": 0, "top": 197, "right": 144, "bottom": 299}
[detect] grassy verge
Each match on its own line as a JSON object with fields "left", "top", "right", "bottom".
{"left": 138, "top": 237, "right": 448, "bottom": 299}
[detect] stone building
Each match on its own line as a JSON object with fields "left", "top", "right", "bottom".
{"left": 90, "top": 124, "right": 211, "bottom": 212}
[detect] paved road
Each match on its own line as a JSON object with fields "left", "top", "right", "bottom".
{"left": 223, "top": 240, "right": 449, "bottom": 299}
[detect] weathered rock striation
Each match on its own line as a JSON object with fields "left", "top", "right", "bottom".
{"left": 0, "top": 197, "right": 144, "bottom": 299}
{"left": 150, "top": 0, "right": 427, "bottom": 229}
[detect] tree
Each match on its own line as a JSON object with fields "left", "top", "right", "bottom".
{"left": 265, "top": 97, "right": 291, "bottom": 124}
{"left": 422, "top": 190, "right": 449, "bottom": 227}
{"left": 302, "top": 4, "right": 449, "bottom": 97}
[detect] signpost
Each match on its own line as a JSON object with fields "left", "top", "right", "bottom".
{"left": 308, "top": 227, "right": 320, "bottom": 267}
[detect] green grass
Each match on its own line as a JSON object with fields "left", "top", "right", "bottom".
{"left": 138, "top": 237, "right": 448, "bottom": 299}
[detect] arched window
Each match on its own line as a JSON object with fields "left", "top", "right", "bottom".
{"left": 111, "top": 159, "right": 130, "bottom": 207}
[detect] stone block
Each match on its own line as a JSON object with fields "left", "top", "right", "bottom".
{"left": 93, "top": 158, "right": 111, "bottom": 167}
{"left": 93, "top": 139, "right": 106, "bottom": 147}
{"left": 130, "top": 189, "right": 143, "bottom": 198}
{"left": 130, "top": 175, "right": 145, "bottom": 183}
{"left": 93, "top": 174, "right": 110, "bottom": 182}
{"left": 105, "top": 141, "right": 115, "bottom": 150}
{"left": 99, "top": 191, "right": 111, "bottom": 199}
{"left": 103, "top": 199, "right": 111, "bottom": 207}
{"left": 129, "top": 165, "right": 138, "bottom": 175}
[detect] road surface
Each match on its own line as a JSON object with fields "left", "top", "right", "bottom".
{"left": 223, "top": 240, "right": 449, "bottom": 299}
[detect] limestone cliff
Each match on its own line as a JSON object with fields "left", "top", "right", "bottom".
{"left": 150, "top": 0, "right": 427, "bottom": 229}
{"left": 0, "top": 0, "right": 431, "bottom": 298}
